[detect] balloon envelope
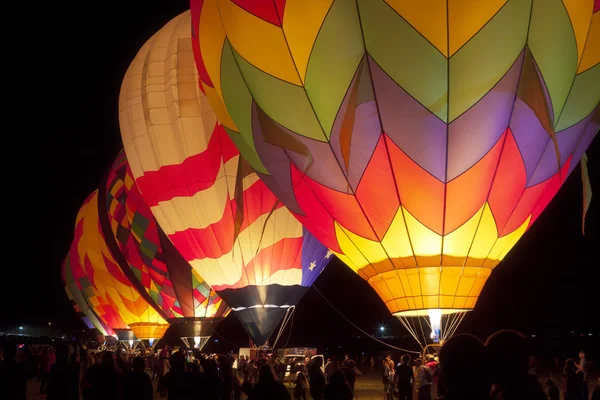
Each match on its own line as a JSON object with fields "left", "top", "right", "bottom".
{"left": 99, "top": 150, "right": 230, "bottom": 342}
{"left": 62, "top": 251, "right": 114, "bottom": 337}
{"left": 75, "top": 191, "right": 168, "bottom": 340}
{"left": 119, "top": 11, "right": 331, "bottom": 345}
{"left": 191, "top": 0, "right": 599, "bottom": 324}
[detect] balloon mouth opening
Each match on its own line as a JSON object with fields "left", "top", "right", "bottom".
{"left": 393, "top": 308, "right": 472, "bottom": 317}
{"left": 394, "top": 309, "right": 471, "bottom": 344}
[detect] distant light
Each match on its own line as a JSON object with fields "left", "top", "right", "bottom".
{"left": 531, "top": 334, "right": 536, "bottom": 338}
{"left": 18, "top": 327, "right": 23, "bottom": 330}
{"left": 214, "top": 339, "right": 219, "bottom": 343}
{"left": 589, "top": 333, "right": 593, "bottom": 336}
{"left": 48, "top": 322, "right": 52, "bottom": 326}
{"left": 379, "top": 326, "right": 385, "bottom": 332}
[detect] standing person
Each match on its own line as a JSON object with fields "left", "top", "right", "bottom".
{"left": 394, "top": 354, "right": 413, "bottom": 400}
{"left": 0, "top": 344, "right": 30, "bottom": 400}
{"left": 294, "top": 365, "right": 309, "bottom": 400}
{"left": 157, "top": 348, "right": 170, "bottom": 397}
{"left": 308, "top": 357, "right": 326, "bottom": 400}
{"left": 486, "top": 330, "right": 546, "bottom": 400}
{"left": 123, "top": 356, "right": 153, "bottom": 400}
{"left": 324, "top": 371, "right": 353, "bottom": 400}
{"left": 382, "top": 358, "right": 394, "bottom": 400}
{"left": 341, "top": 360, "right": 360, "bottom": 394}
{"left": 563, "top": 359, "right": 584, "bottom": 400}
{"left": 249, "top": 364, "right": 291, "bottom": 400}
{"left": 592, "top": 379, "right": 599, "bottom": 400}
{"left": 39, "top": 346, "right": 56, "bottom": 394}
{"left": 275, "top": 359, "right": 286, "bottom": 383}
{"left": 46, "top": 344, "right": 80, "bottom": 400}
{"left": 546, "top": 378, "right": 560, "bottom": 400}
{"left": 414, "top": 359, "right": 433, "bottom": 400}
{"left": 578, "top": 351, "right": 588, "bottom": 400}
{"left": 324, "top": 358, "right": 336, "bottom": 384}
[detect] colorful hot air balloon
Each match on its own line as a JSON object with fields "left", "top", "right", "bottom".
{"left": 119, "top": 11, "right": 331, "bottom": 346}
{"left": 192, "top": 0, "right": 600, "bottom": 345}
{"left": 70, "top": 205, "right": 129, "bottom": 337}
{"left": 62, "top": 251, "right": 114, "bottom": 341}
{"left": 75, "top": 192, "right": 169, "bottom": 341}
{"left": 99, "top": 150, "right": 230, "bottom": 349}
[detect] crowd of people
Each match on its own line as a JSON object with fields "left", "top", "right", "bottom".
{"left": 381, "top": 330, "right": 598, "bottom": 400}
{"left": 1, "top": 329, "right": 598, "bottom": 400}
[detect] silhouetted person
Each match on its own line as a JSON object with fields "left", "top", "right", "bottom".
{"left": 324, "top": 370, "right": 353, "bottom": 400}
{"left": 240, "top": 380, "right": 253, "bottom": 399}
{"left": 199, "top": 356, "right": 224, "bottom": 400}
{"left": 87, "top": 350, "right": 122, "bottom": 400}
{"left": 394, "top": 354, "right": 413, "bottom": 400}
{"left": 486, "top": 330, "right": 546, "bottom": 400}
{"left": 294, "top": 365, "right": 309, "bottom": 400}
{"left": 39, "top": 346, "right": 55, "bottom": 394}
{"left": 123, "top": 356, "right": 152, "bottom": 400}
{"left": 340, "top": 360, "right": 358, "bottom": 393}
{"left": 415, "top": 358, "right": 433, "bottom": 400}
{"left": 46, "top": 344, "right": 80, "bottom": 400}
{"left": 438, "top": 334, "right": 491, "bottom": 400}
{"left": 162, "top": 351, "right": 194, "bottom": 400}
{"left": 563, "top": 359, "right": 584, "bottom": 400}
{"left": 0, "top": 344, "right": 29, "bottom": 400}
{"left": 578, "top": 351, "right": 588, "bottom": 400}
{"left": 546, "top": 378, "right": 560, "bottom": 400}
{"left": 309, "top": 357, "right": 326, "bottom": 400}
{"left": 592, "top": 381, "right": 600, "bottom": 400}
{"left": 249, "top": 364, "right": 291, "bottom": 400}
{"left": 220, "top": 354, "right": 235, "bottom": 400}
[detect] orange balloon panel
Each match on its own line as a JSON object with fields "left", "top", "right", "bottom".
{"left": 75, "top": 191, "right": 168, "bottom": 338}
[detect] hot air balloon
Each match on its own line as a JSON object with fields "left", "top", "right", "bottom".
{"left": 75, "top": 192, "right": 169, "bottom": 343}
{"left": 191, "top": 0, "right": 600, "bottom": 346}
{"left": 62, "top": 251, "right": 114, "bottom": 343}
{"left": 119, "top": 11, "right": 332, "bottom": 346}
{"left": 70, "top": 203, "right": 129, "bottom": 340}
{"left": 99, "top": 150, "right": 230, "bottom": 349}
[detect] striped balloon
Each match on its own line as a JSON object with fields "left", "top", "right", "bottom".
{"left": 119, "top": 11, "right": 332, "bottom": 345}
{"left": 99, "top": 150, "right": 230, "bottom": 345}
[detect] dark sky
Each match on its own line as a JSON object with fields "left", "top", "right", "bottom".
{"left": 4, "top": 0, "right": 598, "bottom": 352}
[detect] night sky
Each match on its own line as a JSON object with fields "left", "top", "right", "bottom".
{"left": 5, "top": 0, "right": 598, "bottom": 352}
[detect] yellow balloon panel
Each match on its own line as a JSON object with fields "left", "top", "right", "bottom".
{"left": 335, "top": 203, "right": 528, "bottom": 315}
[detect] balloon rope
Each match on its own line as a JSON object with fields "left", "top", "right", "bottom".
{"left": 272, "top": 306, "right": 295, "bottom": 349}
{"left": 313, "top": 286, "right": 420, "bottom": 354}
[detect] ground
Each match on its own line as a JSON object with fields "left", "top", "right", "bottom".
{"left": 26, "top": 371, "right": 598, "bottom": 400}
{"left": 26, "top": 372, "right": 394, "bottom": 400}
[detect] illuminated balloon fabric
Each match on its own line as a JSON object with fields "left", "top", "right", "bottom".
{"left": 76, "top": 191, "right": 169, "bottom": 340}
{"left": 192, "top": 0, "right": 600, "bottom": 320}
{"left": 70, "top": 207, "right": 129, "bottom": 334}
{"left": 100, "top": 150, "right": 230, "bottom": 326}
{"left": 118, "top": 11, "right": 331, "bottom": 345}
{"left": 62, "top": 251, "right": 113, "bottom": 337}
